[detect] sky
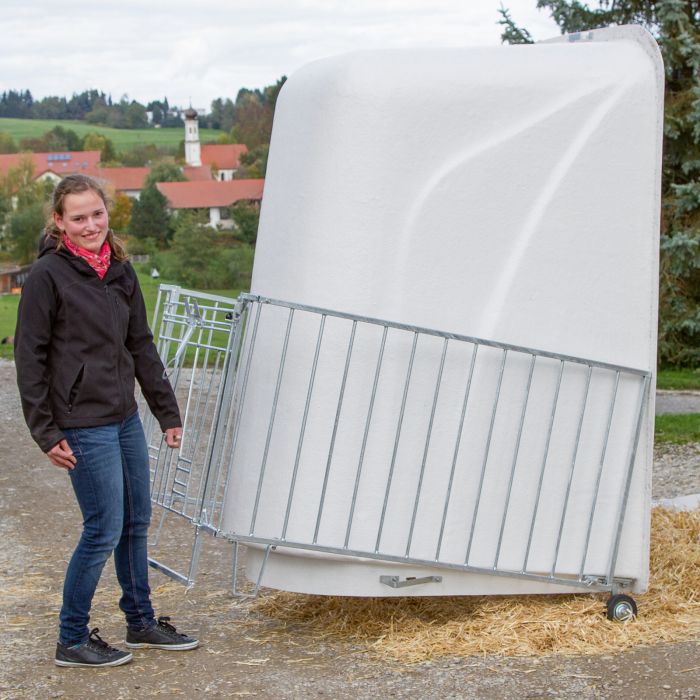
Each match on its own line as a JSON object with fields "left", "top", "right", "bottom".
{"left": 1, "top": 1, "right": 562, "bottom": 111}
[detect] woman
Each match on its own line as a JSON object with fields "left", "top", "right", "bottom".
{"left": 15, "top": 174, "right": 198, "bottom": 667}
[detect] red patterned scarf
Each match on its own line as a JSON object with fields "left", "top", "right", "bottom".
{"left": 62, "top": 234, "right": 112, "bottom": 279}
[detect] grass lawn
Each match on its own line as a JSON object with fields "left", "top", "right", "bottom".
{"left": 656, "top": 368, "right": 700, "bottom": 391}
{"left": 655, "top": 413, "right": 700, "bottom": 444}
{"left": 0, "top": 117, "right": 224, "bottom": 152}
{"left": 0, "top": 292, "right": 18, "bottom": 361}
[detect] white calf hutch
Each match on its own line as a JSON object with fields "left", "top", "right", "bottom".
{"left": 143, "top": 25, "right": 663, "bottom": 622}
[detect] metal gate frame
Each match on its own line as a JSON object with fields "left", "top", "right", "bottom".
{"left": 143, "top": 286, "right": 651, "bottom": 597}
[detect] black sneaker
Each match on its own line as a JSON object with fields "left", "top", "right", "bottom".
{"left": 125, "top": 616, "right": 199, "bottom": 651}
{"left": 55, "top": 628, "right": 133, "bottom": 668}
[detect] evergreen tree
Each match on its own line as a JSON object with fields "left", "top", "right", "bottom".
{"left": 128, "top": 184, "right": 172, "bottom": 246}
{"left": 501, "top": 1, "right": 700, "bottom": 366}
{"left": 145, "top": 162, "right": 186, "bottom": 188}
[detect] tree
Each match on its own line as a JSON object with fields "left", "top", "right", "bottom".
{"left": 144, "top": 162, "right": 186, "bottom": 188}
{"left": 8, "top": 203, "right": 45, "bottom": 264}
{"left": 110, "top": 193, "right": 133, "bottom": 233}
{"left": 19, "top": 126, "right": 82, "bottom": 152}
{"left": 156, "top": 211, "right": 254, "bottom": 288}
{"left": 82, "top": 132, "right": 117, "bottom": 162}
{"left": 501, "top": 1, "right": 700, "bottom": 366}
{"left": 230, "top": 202, "right": 260, "bottom": 245}
{"left": 226, "top": 77, "right": 287, "bottom": 149}
{"left": 236, "top": 144, "right": 269, "bottom": 179}
{"left": 0, "top": 159, "right": 52, "bottom": 263}
{"left": 0, "top": 132, "right": 17, "bottom": 154}
{"left": 120, "top": 144, "right": 164, "bottom": 167}
{"left": 128, "top": 184, "right": 172, "bottom": 245}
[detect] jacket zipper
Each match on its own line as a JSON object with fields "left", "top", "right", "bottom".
{"left": 105, "top": 284, "right": 127, "bottom": 417}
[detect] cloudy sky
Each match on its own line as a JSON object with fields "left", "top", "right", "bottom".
{"left": 2, "top": 1, "right": 561, "bottom": 110}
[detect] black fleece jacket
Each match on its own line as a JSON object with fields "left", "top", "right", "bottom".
{"left": 14, "top": 239, "right": 181, "bottom": 452}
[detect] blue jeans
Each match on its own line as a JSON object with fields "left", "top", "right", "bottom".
{"left": 60, "top": 411, "right": 155, "bottom": 645}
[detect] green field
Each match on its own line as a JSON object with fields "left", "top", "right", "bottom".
{"left": 656, "top": 368, "right": 700, "bottom": 391}
{"left": 0, "top": 117, "right": 224, "bottom": 152}
{"left": 655, "top": 413, "right": 700, "bottom": 444}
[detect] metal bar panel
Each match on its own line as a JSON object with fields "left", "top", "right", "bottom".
{"left": 313, "top": 321, "right": 357, "bottom": 543}
{"left": 551, "top": 365, "right": 593, "bottom": 576}
{"left": 522, "top": 360, "right": 564, "bottom": 573}
{"left": 578, "top": 371, "right": 620, "bottom": 578}
{"left": 344, "top": 325, "right": 388, "bottom": 548}
{"left": 435, "top": 344, "right": 478, "bottom": 561}
{"left": 465, "top": 349, "right": 508, "bottom": 565}
{"left": 375, "top": 332, "right": 419, "bottom": 552}
{"left": 281, "top": 315, "right": 326, "bottom": 539}
{"left": 405, "top": 338, "right": 448, "bottom": 557}
{"left": 218, "top": 302, "right": 262, "bottom": 531}
{"left": 605, "top": 374, "right": 651, "bottom": 584}
{"left": 144, "top": 289, "right": 651, "bottom": 594}
{"left": 249, "top": 308, "right": 295, "bottom": 534}
{"left": 494, "top": 354, "right": 536, "bottom": 569}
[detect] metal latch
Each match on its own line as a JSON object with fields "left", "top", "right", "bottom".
{"left": 380, "top": 575, "right": 442, "bottom": 589}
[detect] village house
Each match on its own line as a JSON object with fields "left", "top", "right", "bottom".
{"left": 156, "top": 178, "right": 264, "bottom": 228}
{"left": 0, "top": 151, "right": 101, "bottom": 184}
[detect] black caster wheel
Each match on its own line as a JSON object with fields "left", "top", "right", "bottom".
{"left": 606, "top": 594, "right": 637, "bottom": 622}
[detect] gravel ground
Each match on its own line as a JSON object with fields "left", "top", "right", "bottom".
{"left": 1, "top": 360, "right": 698, "bottom": 700}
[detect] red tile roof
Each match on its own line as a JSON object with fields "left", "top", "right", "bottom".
{"left": 201, "top": 144, "right": 248, "bottom": 170}
{"left": 97, "top": 167, "right": 150, "bottom": 192}
{"left": 0, "top": 151, "right": 101, "bottom": 179}
{"left": 157, "top": 179, "right": 264, "bottom": 209}
{"left": 182, "top": 165, "right": 214, "bottom": 181}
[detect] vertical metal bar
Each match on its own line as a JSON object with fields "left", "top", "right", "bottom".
{"left": 578, "top": 370, "right": 620, "bottom": 579}
{"left": 231, "top": 540, "right": 241, "bottom": 596}
{"left": 249, "top": 308, "right": 295, "bottom": 534}
{"left": 149, "top": 508, "right": 168, "bottom": 547}
{"left": 174, "top": 303, "right": 201, "bottom": 518}
{"left": 196, "top": 299, "right": 245, "bottom": 528}
{"left": 217, "top": 301, "right": 261, "bottom": 531}
{"left": 435, "top": 343, "right": 479, "bottom": 561}
{"left": 151, "top": 289, "right": 179, "bottom": 501}
{"left": 551, "top": 364, "right": 593, "bottom": 576}
{"left": 191, "top": 350, "right": 222, "bottom": 516}
{"left": 344, "top": 325, "right": 388, "bottom": 549}
{"left": 156, "top": 308, "right": 190, "bottom": 506}
{"left": 606, "top": 373, "right": 650, "bottom": 585}
{"left": 375, "top": 332, "right": 419, "bottom": 552}
{"left": 522, "top": 360, "right": 564, "bottom": 573}
{"left": 281, "top": 315, "right": 326, "bottom": 539}
{"left": 313, "top": 321, "right": 357, "bottom": 544}
{"left": 493, "top": 353, "right": 536, "bottom": 569}
{"left": 150, "top": 283, "right": 165, "bottom": 331}
{"left": 206, "top": 303, "right": 249, "bottom": 530}
{"left": 186, "top": 525, "right": 204, "bottom": 586}
{"left": 465, "top": 349, "right": 507, "bottom": 564}
{"left": 405, "top": 338, "right": 449, "bottom": 558}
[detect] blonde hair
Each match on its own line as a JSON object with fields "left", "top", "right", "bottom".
{"left": 44, "top": 174, "right": 128, "bottom": 262}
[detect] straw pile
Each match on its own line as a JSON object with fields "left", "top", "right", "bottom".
{"left": 250, "top": 506, "right": 700, "bottom": 663}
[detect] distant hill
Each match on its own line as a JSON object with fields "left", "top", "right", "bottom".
{"left": 0, "top": 118, "right": 224, "bottom": 151}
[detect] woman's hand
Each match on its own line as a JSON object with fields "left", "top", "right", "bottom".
{"left": 165, "top": 427, "right": 183, "bottom": 449}
{"left": 47, "top": 439, "right": 77, "bottom": 470}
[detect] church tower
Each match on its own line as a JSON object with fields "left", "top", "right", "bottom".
{"left": 184, "top": 107, "right": 201, "bottom": 167}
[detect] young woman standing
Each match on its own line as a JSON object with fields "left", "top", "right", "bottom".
{"left": 15, "top": 174, "right": 198, "bottom": 667}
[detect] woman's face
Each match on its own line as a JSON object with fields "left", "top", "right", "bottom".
{"left": 54, "top": 189, "right": 109, "bottom": 254}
